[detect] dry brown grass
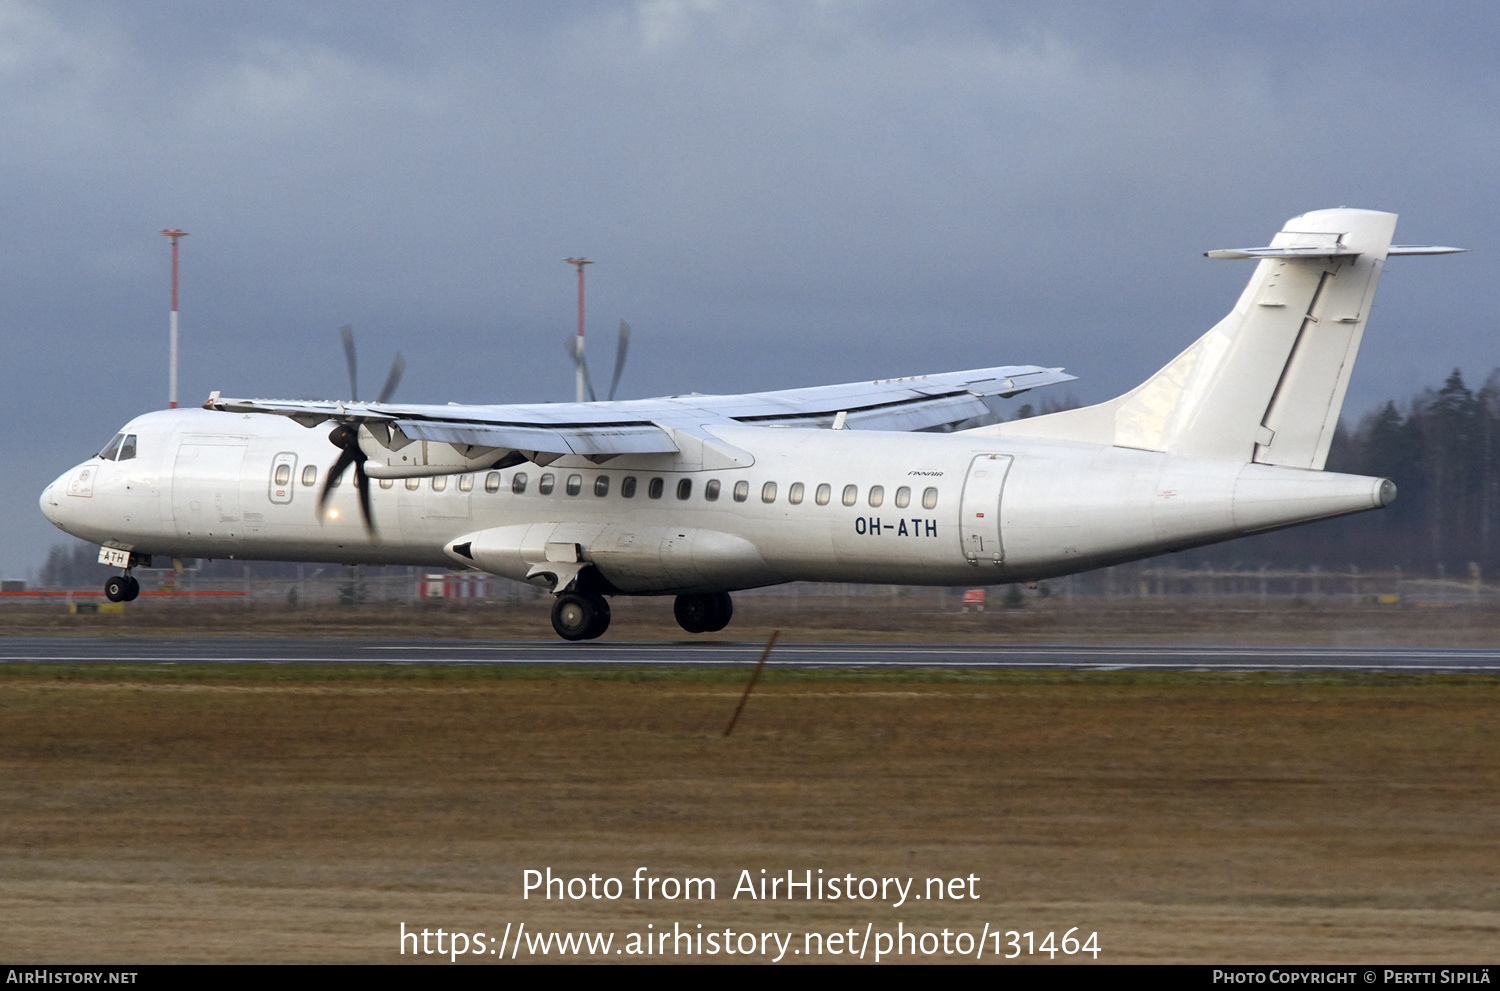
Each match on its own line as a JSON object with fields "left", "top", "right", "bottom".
{"left": 1, "top": 666, "right": 1496, "bottom": 963}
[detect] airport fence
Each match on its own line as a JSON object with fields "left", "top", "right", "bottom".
{"left": 6, "top": 561, "right": 1498, "bottom": 611}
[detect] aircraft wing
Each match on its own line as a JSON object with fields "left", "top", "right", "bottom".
{"left": 205, "top": 363, "right": 1074, "bottom": 459}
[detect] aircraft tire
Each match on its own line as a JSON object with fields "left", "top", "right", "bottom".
{"left": 701, "top": 592, "right": 733, "bottom": 632}
{"left": 552, "top": 591, "right": 608, "bottom": 641}
{"left": 674, "top": 592, "right": 729, "bottom": 634}
{"left": 585, "top": 595, "right": 611, "bottom": 639}
{"left": 122, "top": 576, "right": 141, "bottom": 602}
{"left": 104, "top": 576, "right": 128, "bottom": 603}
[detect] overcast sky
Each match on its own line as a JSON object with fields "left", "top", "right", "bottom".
{"left": 5, "top": 1, "right": 1497, "bottom": 578}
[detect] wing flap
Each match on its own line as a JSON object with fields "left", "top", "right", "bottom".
{"left": 393, "top": 420, "right": 679, "bottom": 456}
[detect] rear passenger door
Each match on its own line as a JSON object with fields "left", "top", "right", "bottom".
{"left": 959, "top": 454, "right": 1013, "bottom": 565}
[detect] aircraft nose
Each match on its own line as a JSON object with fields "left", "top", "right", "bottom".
{"left": 39, "top": 473, "right": 67, "bottom": 528}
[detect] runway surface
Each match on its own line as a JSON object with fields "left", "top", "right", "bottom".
{"left": 2, "top": 637, "right": 1499, "bottom": 672}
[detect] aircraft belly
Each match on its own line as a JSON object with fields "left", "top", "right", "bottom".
{"left": 596, "top": 526, "right": 781, "bottom": 593}
{"left": 451, "top": 520, "right": 783, "bottom": 594}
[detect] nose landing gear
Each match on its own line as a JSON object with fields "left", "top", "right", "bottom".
{"left": 673, "top": 592, "right": 733, "bottom": 634}
{"left": 103, "top": 573, "right": 140, "bottom": 603}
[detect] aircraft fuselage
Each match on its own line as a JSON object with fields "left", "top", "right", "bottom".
{"left": 41, "top": 407, "right": 1391, "bottom": 594}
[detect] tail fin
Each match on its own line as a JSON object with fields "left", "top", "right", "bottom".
{"left": 989, "top": 208, "right": 1398, "bottom": 468}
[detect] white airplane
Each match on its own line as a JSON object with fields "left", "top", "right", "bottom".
{"left": 40, "top": 209, "right": 1462, "bottom": 640}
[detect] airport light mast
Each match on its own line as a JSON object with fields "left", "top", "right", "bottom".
{"left": 161, "top": 229, "right": 189, "bottom": 409}
{"left": 565, "top": 257, "right": 592, "bottom": 403}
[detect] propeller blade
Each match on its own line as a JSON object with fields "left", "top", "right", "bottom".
{"left": 320, "top": 422, "right": 378, "bottom": 533}
{"left": 564, "top": 336, "right": 597, "bottom": 402}
{"left": 607, "top": 320, "right": 631, "bottom": 401}
{"left": 339, "top": 325, "right": 359, "bottom": 402}
{"left": 375, "top": 353, "right": 406, "bottom": 404}
{"left": 353, "top": 461, "right": 375, "bottom": 534}
{"left": 318, "top": 445, "right": 359, "bottom": 518}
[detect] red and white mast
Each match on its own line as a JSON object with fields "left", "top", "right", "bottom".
{"left": 161, "top": 229, "right": 189, "bottom": 409}
{"left": 565, "top": 257, "right": 592, "bottom": 402}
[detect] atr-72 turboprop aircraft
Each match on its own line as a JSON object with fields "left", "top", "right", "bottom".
{"left": 41, "top": 209, "right": 1462, "bottom": 640}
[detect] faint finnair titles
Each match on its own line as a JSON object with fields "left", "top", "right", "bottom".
{"left": 41, "top": 210, "right": 1463, "bottom": 640}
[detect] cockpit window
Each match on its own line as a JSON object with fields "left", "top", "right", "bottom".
{"left": 98, "top": 433, "right": 124, "bottom": 461}
{"left": 117, "top": 435, "right": 138, "bottom": 461}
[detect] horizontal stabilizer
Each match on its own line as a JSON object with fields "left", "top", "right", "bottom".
{"left": 1208, "top": 244, "right": 1465, "bottom": 260}
{"left": 1205, "top": 246, "right": 1362, "bottom": 260}
{"left": 1387, "top": 245, "right": 1468, "bottom": 256}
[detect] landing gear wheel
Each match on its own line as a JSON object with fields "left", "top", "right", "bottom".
{"left": 673, "top": 592, "right": 733, "bottom": 634}
{"left": 551, "top": 591, "right": 611, "bottom": 641}
{"left": 121, "top": 576, "right": 141, "bottom": 601}
{"left": 104, "top": 576, "right": 128, "bottom": 603}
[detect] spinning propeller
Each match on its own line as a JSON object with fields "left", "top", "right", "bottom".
{"left": 319, "top": 325, "right": 405, "bottom": 533}
{"left": 565, "top": 319, "right": 631, "bottom": 402}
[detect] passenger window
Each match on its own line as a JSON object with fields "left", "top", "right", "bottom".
{"left": 788, "top": 482, "right": 804, "bottom": 505}
{"left": 539, "top": 474, "right": 556, "bottom": 495}
{"left": 118, "top": 435, "right": 138, "bottom": 461}
{"left": 405, "top": 477, "right": 420, "bottom": 491}
{"left": 648, "top": 477, "right": 664, "bottom": 499}
{"left": 733, "top": 480, "right": 749, "bottom": 502}
{"left": 512, "top": 472, "right": 528, "bottom": 494}
{"left": 485, "top": 472, "right": 501, "bottom": 493}
{"left": 621, "top": 476, "right": 637, "bottom": 498}
{"left": 566, "top": 474, "right": 582, "bottom": 496}
{"left": 895, "top": 486, "right": 911, "bottom": 508}
{"left": 868, "top": 485, "right": 884, "bottom": 508}
{"left": 815, "top": 483, "right": 831, "bottom": 506}
{"left": 761, "top": 481, "right": 777, "bottom": 503}
{"left": 595, "top": 475, "right": 610, "bottom": 497}
{"left": 98, "top": 433, "right": 124, "bottom": 461}
{"left": 302, "top": 465, "right": 318, "bottom": 487}
{"left": 842, "top": 484, "right": 858, "bottom": 506}
{"left": 459, "top": 474, "right": 474, "bottom": 492}
{"left": 922, "top": 486, "right": 939, "bottom": 510}
{"left": 379, "top": 478, "right": 394, "bottom": 489}
{"left": 274, "top": 464, "right": 292, "bottom": 487}
{"left": 677, "top": 478, "right": 692, "bottom": 500}
{"left": 432, "top": 476, "right": 447, "bottom": 492}
{"left": 705, "top": 479, "right": 721, "bottom": 501}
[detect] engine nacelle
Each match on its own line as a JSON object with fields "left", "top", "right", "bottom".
{"left": 358, "top": 425, "right": 520, "bottom": 479}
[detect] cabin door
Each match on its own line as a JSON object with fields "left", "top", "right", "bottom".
{"left": 958, "top": 453, "right": 1013, "bottom": 565}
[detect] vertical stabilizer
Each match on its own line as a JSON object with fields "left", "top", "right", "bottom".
{"left": 984, "top": 209, "right": 1398, "bottom": 469}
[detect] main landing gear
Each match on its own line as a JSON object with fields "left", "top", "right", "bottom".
{"left": 674, "top": 592, "right": 733, "bottom": 634}
{"left": 551, "top": 591, "right": 611, "bottom": 641}
{"left": 103, "top": 574, "right": 140, "bottom": 603}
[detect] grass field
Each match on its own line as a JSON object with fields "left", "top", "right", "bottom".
{"left": 2, "top": 661, "right": 1496, "bottom": 963}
